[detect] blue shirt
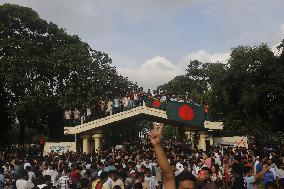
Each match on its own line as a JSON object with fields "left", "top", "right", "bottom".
{"left": 263, "top": 170, "right": 275, "bottom": 184}
{"left": 256, "top": 163, "right": 263, "bottom": 173}
{"left": 244, "top": 176, "right": 255, "bottom": 189}
{"left": 114, "top": 99, "right": 120, "bottom": 108}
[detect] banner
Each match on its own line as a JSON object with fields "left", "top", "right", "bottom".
{"left": 213, "top": 136, "right": 248, "bottom": 148}
{"left": 43, "top": 142, "right": 76, "bottom": 155}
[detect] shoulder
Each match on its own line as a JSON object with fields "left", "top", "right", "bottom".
{"left": 244, "top": 176, "right": 255, "bottom": 183}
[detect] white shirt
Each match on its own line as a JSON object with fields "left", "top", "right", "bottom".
{"left": 106, "top": 177, "right": 113, "bottom": 188}
{"left": 16, "top": 179, "right": 33, "bottom": 189}
{"left": 28, "top": 171, "right": 35, "bottom": 182}
{"left": 43, "top": 168, "right": 59, "bottom": 185}
{"left": 111, "top": 179, "right": 125, "bottom": 189}
{"left": 58, "top": 175, "right": 71, "bottom": 189}
{"left": 277, "top": 168, "right": 284, "bottom": 178}
{"left": 270, "top": 166, "right": 278, "bottom": 180}
{"left": 144, "top": 176, "right": 158, "bottom": 189}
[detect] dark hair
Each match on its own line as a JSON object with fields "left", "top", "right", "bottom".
{"left": 209, "top": 164, "right": 220, "bottom": 174}
{"left": 279, "top": 179, "right": 284, "bottom": 188}
{"left": 231, "top": 163, "right": 244, "bottom": 176}
{"left": 265, "top": 181, "right": 277, "bottom": 189}
{"left": 175, "top": 171, "right": 196, "bottom": 188}
{"left": 100, "top": 171, "right": 108, "bottom": 180}
{"left": 136, "top": 172, "right": 144, "bottom": 178}
{"left": 81, "top": 178, "right": 89, "bottom": 188}
{"left": 113, "top": 186, "right": 121, "bottom": 189}
{"left": 243, "top": 166, "right": 252, "bottom": 174}
{"left": 133, "top": 182, "right": 143, "bottom": 189}
{"left": 43, "top": 175, "right": 51, "bottom": 183}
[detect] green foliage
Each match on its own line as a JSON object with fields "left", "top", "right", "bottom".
{"left": 0, "top": 4, "right": 137, "bottom": 144}
{"left": 157, "top": 43, "right": 284, "bottom": 138}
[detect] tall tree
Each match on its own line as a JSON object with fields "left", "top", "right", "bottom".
{"left": 0, "top": 4, "right": 137, "bottom": 143}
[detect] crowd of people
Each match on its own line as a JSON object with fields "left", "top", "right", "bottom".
{"left": 63, "top": 89, "right": 210, "bottom": 127}
{"left": 1, "top": 123, "right": 284, "bottom": 189}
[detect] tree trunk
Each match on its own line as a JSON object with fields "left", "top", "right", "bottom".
{"left": 19, "top": 122, "right": 26, "bottom": 145}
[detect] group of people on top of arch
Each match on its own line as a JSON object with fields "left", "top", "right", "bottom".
{"left": 63, "top": 89, "right": 209, "bottom": 127}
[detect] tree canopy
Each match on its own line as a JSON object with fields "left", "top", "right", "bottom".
{"left": 0, "top": 4, "right": 138, "bottom": 144}
{"left": 157, "top": 44, "right": 284, "bottom": 138}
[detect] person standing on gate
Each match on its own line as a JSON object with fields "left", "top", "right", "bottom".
{"left": 39, "top": 134, "right": 45, "bottom": 156}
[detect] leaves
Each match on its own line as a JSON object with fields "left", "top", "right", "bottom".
{"left": 156, "top": 43, "right": 284, "bottom": 139}
{"left": 0, "top": 4, "right": 138, "bottom": 143}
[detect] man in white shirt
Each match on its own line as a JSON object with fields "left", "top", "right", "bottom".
{"left": 144, "top": 168, "right": 158, "bottom": 189}
{"left": 58, "top": 169, "right": 71, "bottom": 189}
{"left": 111, "top": 170, "right": 125, "bottom": 189}
{"left": 43, "top": 164, "right": 59, "bottom": 186}
{"left": 16, "top": 171, "right": 33, "bottom": 189}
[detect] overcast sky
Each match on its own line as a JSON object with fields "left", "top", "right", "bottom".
{"left": 1, "top": 0, "right": 284, "bottom": 90}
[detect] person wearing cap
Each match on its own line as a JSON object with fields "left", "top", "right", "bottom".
{"left": 125, "top": 170, "right": 136, "bottom": 189}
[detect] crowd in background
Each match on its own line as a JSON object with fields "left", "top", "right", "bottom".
{"left": 0, "top": 132, "right": 283, "bottom": 189}
{"left": 63, "top": 89, "right": 210, "bottom": 127}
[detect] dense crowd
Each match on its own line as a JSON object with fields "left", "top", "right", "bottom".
{"left": 1, "top": 123, "right": 284, "bottom": 189}
{"left": 63, "top": 89, "right": 209, "bottom": 127}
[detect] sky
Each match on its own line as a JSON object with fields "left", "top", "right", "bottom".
{"left": 1, "top": 0, "right": 284, "bottom": 90}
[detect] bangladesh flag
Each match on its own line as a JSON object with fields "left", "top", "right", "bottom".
{"left": 166, "top": 101, "right": 205, "bottom": 127}
{"left": 146, "top": 97, "right": 166, "bottom": 110}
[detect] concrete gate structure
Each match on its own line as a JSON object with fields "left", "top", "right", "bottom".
{"left": 64, "top": 105, "right": 223, "bottom": 154}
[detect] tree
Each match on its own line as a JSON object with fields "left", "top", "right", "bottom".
{"left": 157, "top": 43, "right": 284, "bottom": 138}
{"left": 0, "top": 4, "right": 138, "bottom": 144}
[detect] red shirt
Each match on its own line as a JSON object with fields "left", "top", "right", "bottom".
{"left": 70, "top": 170, "right": 81, "bottom": 184}
{"left": 39, "top": 136, "right": 45, "bottom": 145}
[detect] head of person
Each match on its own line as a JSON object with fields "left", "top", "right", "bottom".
{"left": 100, "top": 171, "right": 108, "bottom": 183}
{"left": 43, "top": 175, "right": 52, "bottom": 185}
{"left": 210, "top": 164, "right": 219, "bottom": 174}
{"left": 265, "top": 181, "right": 278, "bottom": 189}
{"left": 144, "top": 168, "right": 151, "bottom": 177}
{"left": 136, "top": 172, "right": 144, "bottom": 183}
{"left": 81, "top": 178, "right": 89, "bottom": 188}
{"left": 133, "top": 182, "right": 143, "bottom": 189}
{"left": 231, "top": 163, "right": 244, "bottom": 178}
{"left": 130, "top": 170, "right": 136, "bottom": 178}
{"left": 243, "top": 166, "right": 253, "bottom": 177}
{"left": 198, "top": 167, "right": 209, "bottom": 181}
{"left": 108, "top": 170, "right": 115, "bottom": 179}
{"left": 112, "top": 170, "right": 120, "bottom": 181}
{"left": 175, "top": 171, "right": 196, "bottom": 189}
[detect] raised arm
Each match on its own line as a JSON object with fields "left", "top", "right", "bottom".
{"left": 150, "top": 122, "right": 176, "bottom": 189}
{"left": 254, "top": 163, "right": 274, "bottom": 180}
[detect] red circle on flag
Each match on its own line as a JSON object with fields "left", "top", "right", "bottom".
{"left": 178, "top": 104, "right": 195, "bottom": 121}
{"left": 153, "top": 100, "right": 161, "bottom": 108}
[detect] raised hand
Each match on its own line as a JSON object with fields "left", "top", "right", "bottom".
{"left": 150, "top": 122, "right": 164, "bottom": 147}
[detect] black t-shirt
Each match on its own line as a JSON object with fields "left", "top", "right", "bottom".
{"left": 232, "top": 177, "right": 247, "bottom": 189}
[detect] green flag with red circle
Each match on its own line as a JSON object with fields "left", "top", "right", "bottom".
{"left": 146, "top": 97, "right": 166, "bottom": 110}
{"left": 166, "top": 101, "right": 205, "bottom": 127}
